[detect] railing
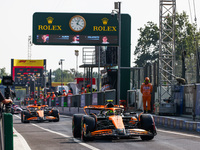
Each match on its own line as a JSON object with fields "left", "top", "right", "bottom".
{"left": 23, "top": 85, "right": 200, "bottom": 120}
{"left": 24, "top": 90, "right": 116, "bottom": 108}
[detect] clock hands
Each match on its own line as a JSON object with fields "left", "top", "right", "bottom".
{"left": 70, "top": 15, "right": 86, "bottom": 31}
{"left": 78, "top": 24, "right": 83, "bottom": 27}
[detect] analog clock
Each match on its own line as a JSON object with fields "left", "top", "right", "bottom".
{"left": 69, "top": 15, "right": 86, "bottom": 32}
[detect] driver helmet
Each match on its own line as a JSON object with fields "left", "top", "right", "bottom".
{"left": 106, "top": 110, "right": 114, "bottom": 115}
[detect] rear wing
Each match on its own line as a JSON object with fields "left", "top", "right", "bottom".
{"left": 83, "top": 105, "right": 124, "bottom": 115}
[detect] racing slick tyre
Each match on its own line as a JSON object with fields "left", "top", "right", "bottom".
{"left": 21, "top": 111, "right": 30, "bottom": 123}
{"left": 52, "top": 110, "right": 59, "bottom": 122}
{"left": 81, "top": 115, "right": 96, "bottom": 141}
{"left": 72, "top": 114, "right": 84, "bottom": 138}
{"left": 21, "top": 112, "right": 24, "bottom": 123}
{"left": 140, "top": 114, "right": 156, "bottom": 141}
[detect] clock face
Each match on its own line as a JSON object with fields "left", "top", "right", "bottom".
{"left": 69, "top": 15, "right": 86, "bottom": 32}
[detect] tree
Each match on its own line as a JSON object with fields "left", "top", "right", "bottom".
{"left": 134, "top": 11, "right": 200, "bottom": 68}
{"left": 52, "top": 68, "right": 84, "bottom": 82}
{"left": 134, "top": 21, "right": 159, "bottom": 67}
{"left": 0, "top": 67, "right": 8, "bottom": 78}
{"left": 53, "top": 68, "right": 74, "bottom": 82}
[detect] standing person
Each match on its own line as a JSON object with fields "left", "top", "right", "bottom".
{"left": 140, "top": 77, "right": 153, "bottom": 113}
{"left": 101, "top": 80, "right": 111, "bottom": 91}
{"left": 86, "top": 84, "right": 91, "bottom": 93}
{"left": 62, "top": 90, "right": 67, "bottom": 96}
{"left": 66, "top": 90, "right": 73, "bottom": 97}
{"left": 81, "top": 87, "right": 85, "bottom": 94}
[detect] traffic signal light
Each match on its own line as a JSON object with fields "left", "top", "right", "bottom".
{"left": 17, "top": 97, "right": 20, "bottom": 100}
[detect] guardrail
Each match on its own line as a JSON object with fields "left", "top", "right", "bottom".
{"left": 22, "top": 85, "right": 200, "bottom": 121}
{"left": 24, "top": 90, "right": 116, "bottom": 108}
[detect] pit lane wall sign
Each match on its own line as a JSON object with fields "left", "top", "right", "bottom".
{"left": 33, "top": 12, "right": 119, "bottom": 46}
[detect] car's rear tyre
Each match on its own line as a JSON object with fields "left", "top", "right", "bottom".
{"left": 53, "top": 114, "right": 59, "bottom": 122}
{"left": 21, "top": 112, "right": 24, "bottom": 123}
{"left": 81, "top": 115, "right": 96, "bottom": 141}
{"left": 140, "top": 135, "right": 154, "bottom": 141}
{"left": 21, "top": 111, "right": 30, "bottom": 123}
{"left": 72, "top": 114, "right": 84, "bottom": 138}
{"left": 140, "top": 114, "right": 156, "bottom": 141}
{"left": 52, "top": 110, "right": 60, "bottom": 122}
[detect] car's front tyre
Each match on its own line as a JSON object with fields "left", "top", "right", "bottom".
{"left": 139, "top": 114, "right": 156, "bottom": 141}
{"left": 81, "top": 115, "right": 96, "bottom": 141}
{"left": 72, "top": 114, "right": 84, "bottom": 138}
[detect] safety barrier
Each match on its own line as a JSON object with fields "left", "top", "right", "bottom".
{"left": 167, "top": 84, "right": 200, "bottom": 119}
{"left": 23, "top": 90, "right": 116, "bottom": 108}
{"left": 153, "top": 115, "right": 200, "bottom": 132}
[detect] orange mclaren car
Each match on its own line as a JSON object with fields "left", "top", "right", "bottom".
{"left": 72, "top": 101, "right": 157, "bottom": 141}
{"left": 21, "top": 104, "right": 59, "bottom": 123}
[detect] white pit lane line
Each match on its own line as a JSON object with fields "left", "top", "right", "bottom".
{"left": 14, "top": 115, "right": 100, "bottom": 150}
{"left": 13, "top": 128, "right": 31, "bottom": 150}
{"left": 157, "top": 129, "right": 200, "bottom": 139}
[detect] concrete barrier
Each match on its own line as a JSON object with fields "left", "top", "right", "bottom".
{"left": 152, "top": 115, "right": 200, "bottom": 133}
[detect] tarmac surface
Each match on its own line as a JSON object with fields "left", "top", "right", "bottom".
{"left": 13, "top": 113, "right": 200, "bottom": 150}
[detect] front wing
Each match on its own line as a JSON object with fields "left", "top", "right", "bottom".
{"left": 88, "top": 128, "right": 155, "bottom": 138}
{"left": 25, "top": 115, "right": 58, "bottom": 121}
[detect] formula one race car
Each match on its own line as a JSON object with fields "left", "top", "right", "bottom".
{"left": 72, "top": 100, "right": 157, "bottom": 141}
{"left": 21, "top": 105, "right": 59, "bottom": 123}
{"left": 11, "top": 105, "right": 23, "bottom": 114}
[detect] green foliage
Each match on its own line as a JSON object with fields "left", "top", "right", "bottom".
{"left": 134, "top": 11, "right": 200, "bottom": 67}
{"left": 175, "top": 11, "right": 197, "bottom": 60}
{"left": 53, "top": 68, "right": 75, "bottom": 82}
{"left": 0, "top": 67, "right": 8, "bottom": 78}
{"left": 52, "top": 68, "right": 98, "bottom": 82}
{"left": 134, "top": 21, "right": 159, "bottom": 67}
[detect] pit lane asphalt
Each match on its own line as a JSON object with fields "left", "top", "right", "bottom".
{"left": 13, "top": 114, "right": 200, "bottom": 150}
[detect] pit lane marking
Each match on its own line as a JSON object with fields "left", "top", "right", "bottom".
{"left": 13, "top": 128, "right": 31, "bottom": 150}
{"left": 14, "top": 115, "right": 100, "bottom": 150}
{"left": 158, "top": 129, "right": 200, "bottom": 138}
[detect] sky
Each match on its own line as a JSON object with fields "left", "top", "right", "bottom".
{"left": 0, "top": 0, "right": 199, "bottom": 74}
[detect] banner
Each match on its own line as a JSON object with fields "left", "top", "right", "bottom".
{"left": 56, "top": 97, "right": 59, "bottom": 106}
{"left": 81, "top": 94, "right": 85, "bottom": 107}
{"left": 68, "top": 96, "right": 72, "bottom": 107}
{"left": 13, "top": 59, "right": 44, "bottom": 67}
{"left": 92, "top": 93, "right": 98, "bottom": 105}
{"left": 49, "top": 98, "right": 51, "bottom": 106}
{"left": 61, "top": 97, "right": 64, "bottom": 107}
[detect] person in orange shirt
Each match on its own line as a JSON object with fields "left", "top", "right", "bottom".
{"left": 81, "top": 87, "right": 85, "bottom": 94}
{"left": 66, "top": 90, "right": 73, "bottom": 97}
{"left": 140, "top": 77, "right": 153, "bottom": 113}
{"left": 62, "top": 90, "right": 67, "bottom": 96}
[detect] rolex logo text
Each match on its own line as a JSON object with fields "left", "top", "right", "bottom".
{"left": 38, "top": 16, "right": 62, "bottom": 31}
